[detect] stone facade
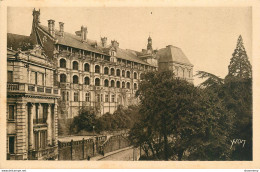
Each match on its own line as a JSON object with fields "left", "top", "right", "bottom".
{"left": 9, "top": 9, "right": 193, "bottom": 120}
{"left": 7, "top": 47, "right": 60, "bottom": 160}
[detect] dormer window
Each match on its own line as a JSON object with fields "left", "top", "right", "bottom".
{"left": 111, "top": 51, "right": 116, "bottom": 57}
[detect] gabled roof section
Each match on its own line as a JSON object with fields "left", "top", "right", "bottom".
{"left": 157, "top": 45, "right": 193, "bottom": 66}
{"left": 37, "top": 24, "right": 153, "bottom": 65}
{"left": 7, "top": 33, "right": 33, "bottom": 51}
{"left": 37, "top": 24, "right": 107, "bottom": 55}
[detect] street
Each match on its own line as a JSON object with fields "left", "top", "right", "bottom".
{"left": 99, "top": 147, "right": 140, "bottom": 161}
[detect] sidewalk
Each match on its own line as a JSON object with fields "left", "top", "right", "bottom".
{"left": 89, "top": 146, "right": 133, "bottom": 161}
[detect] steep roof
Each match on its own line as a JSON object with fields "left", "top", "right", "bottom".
{"left": 115, "top": 48, "right": 149, "bottom": 65}
{"left": 38, "top": 24, "right": 152, "bottom": 65}
{"left": 7, "top": 33, "right": 33, "bottom": 51}
{"left": 38, "top": 24, "right": 106, "bottom": 55}
{"left": 157, "top": 45, "right": 193, "bottom": 66}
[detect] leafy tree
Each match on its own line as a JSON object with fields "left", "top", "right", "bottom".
{"left": 196, "top": 35, "right": 252, "bottom": 160}
{"left": 70, "top": 107, "right": 96, "bottom": 133}
{"left": 195, "top": 71, "right": 224, "bottom": 90}
{"left": 130, "top": 71, "right": 232, "bottom": 160}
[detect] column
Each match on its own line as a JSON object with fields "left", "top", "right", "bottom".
{"left": 47, "top": 104, "right": 52, "bottom": 145}
{"left": 36, "top": 104, "right": 40, "bottom": 123}
{"left": 29, "top": 103, "right": 35, "bottom": 150}
{"left": 16, "top": 102, "right": 27, "bottom": 159}
{"left": 51, "top": 105, "right": 55, "bottom": 145}
{"left": 54, "top": 103, "right": 58, "bottom": 146}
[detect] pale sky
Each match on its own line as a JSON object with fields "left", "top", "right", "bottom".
{"left": 7, "top": 7, "right": 252, "bottom": 85}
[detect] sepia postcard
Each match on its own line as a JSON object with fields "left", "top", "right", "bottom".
{"left": 0, "top": 0, "right": 260, "bottom": 169}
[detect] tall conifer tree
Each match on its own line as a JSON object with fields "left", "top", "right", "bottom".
{"left": 227, "top": 35, "right": 252, "bottom": 79}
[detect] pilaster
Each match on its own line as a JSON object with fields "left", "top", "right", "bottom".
{"left": 16, "top": 101, "right": 28, "bottom": 159}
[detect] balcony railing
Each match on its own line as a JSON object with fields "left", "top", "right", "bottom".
{"left": 7, "top": 82, "right": 60, "bottom": 96}
{"left": 33, "top": 118, "right": 47, "bottom": 124}
{"left": 29, "top": 146, "right": 58, "bottom": 160}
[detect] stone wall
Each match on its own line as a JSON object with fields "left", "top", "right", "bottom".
{"left": 58, "top": 136, "right": 106, "bottom": 160}
{"left": 58, "top": 134, "right": 130, "bottom": 160}
{"left": 100, "top": 134, "right": 130, "bottom": 154}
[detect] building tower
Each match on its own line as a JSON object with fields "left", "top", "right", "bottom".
{"left": 147, "top": 36, "right": 153, "bottom": 52}
{"left": 32, "top": 8, "right": 40, "bottom": 25}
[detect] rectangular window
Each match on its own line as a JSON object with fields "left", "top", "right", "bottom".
{"left": 35, "top": 72, "right": 38, "bottom": 85}
{"left": 111, "top": 94, "right": 115, "bottom": 103}
{"left": 35, "top": 132, "right": 39, "bottom": 150}
{"left": 39, "top": 73, "right": 44, "bottom": 86}
{"left": 96, "top": 94, "right": 100, "bottom": 102}
{"left": 105, "top": 94, "right": 109, "bottom": 102}
{"left": 8, "top": 105, "right": 15, "bottom": 120}
{"left": 85, "top": 93, "right": 90, "bottom": 102}
{"left": 7, "top": 71, "right": 13, "bottom": 82}
{"left": 41, "top": 131, "right": 47, "bottom": 149}
{"left": 9, "top": 136, "right": 15, "bottom": 154}
{"left": 74, "top": 92, "right": 79, "bottom": 102}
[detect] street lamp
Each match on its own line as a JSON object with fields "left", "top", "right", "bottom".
{"left": 93, "top": 125, "right": 95, "bottom": 136}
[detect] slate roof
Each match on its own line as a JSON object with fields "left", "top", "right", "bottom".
{"left": 38, "top": 24, "right": 152, "bottom": 65}
{"left": 157, "top": 45, "right": 193, "bottom": 66}
{"left": 115, "top": 48, "right": 150, "bottom": 65}
{"left": 7, "top": 33, "right": 33, "bottom": 51}
{"left": 38, "top": 24, "right": 106, "bottom": 55}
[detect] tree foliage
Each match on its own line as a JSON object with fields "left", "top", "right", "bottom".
{"left": 226, "top": 35, "right": 252, "bottom": 79}
{"left": 70, "top": 105, "right": 140, "bottom": 134}
{"left": 129, "top": 70, "right": 233, "bottom": 160}
{"left": 196, "top": 35, "right": 252, "bottom": 160}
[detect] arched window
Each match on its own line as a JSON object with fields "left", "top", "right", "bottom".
{"left": 73, "top": 61, "right": 78, "bottom": 70}
{"left": 122, "top": 70, "right": 125, "bottom": 77}
{"left": 110, "top": 68, "right": 115, "bottom": 75}
{"left": 127, "top": 82, "right": 130, "bottom": 89}
{"left": 116, "top": 69, "right": 120, "bottom": 76}
{"left": 134, "top": 83, "right": 137, "bottom": 90}
{"left": 127, "top": 71, "right": 130, "bottom": 78}
{"left": 84, "top": 77, "right": 90, "bottom": 85}
{"left": 134, "top": 72, "right": 137, "bottom": 79}
{"left": 73, "top": 75, "right": 78, "bottom": 84}
{"left": 122, "top": 82, "right": 125, "bottom": 88}
{"left": 85, "top": 92, "right": 90, "bottom": 102}
{"left": 84, "top": 63, "right": 90, "bottom": 72}
{"left": 95, "top": 78, "right": 100, "bottom": 86}
{"left": 111, "top": 80, "right": 115, "bottom": 87}
{"left": 116, "top": 81, "right": 120, "bottom": 88}
{"left": 104, "top": 79, "right": 109, "bottom": 87}
{"left": 60, "top": 74, "right": 66, "bottom": 83}
{"left": 60, "top": 59, "right": 66, "bottom": 68}
{"left": 182, "top": 68, "right": 185, "bottom": 78}
{"left": 104, "top": 67, "right": 109, "bottom": 75}
{"left": 95, "top": 65, "right": 100, "bottom": 73}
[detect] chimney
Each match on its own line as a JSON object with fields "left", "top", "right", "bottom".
{"left": 101, "top": 37, "right": 107, "bottom": 47}
{"left": 48, "top": 19, "right": 55, "bottom": 37}
{"left": 80, "top": 26, "right": 88, "bottom": 42}
{"left": 32, "top": 8, "right": 40, "bottom": 25}
{"left": 111, "top": 40, "right": 119, "bottom": 48}
{"left": 59, "top": 22, "right": 64, "bottom": 37}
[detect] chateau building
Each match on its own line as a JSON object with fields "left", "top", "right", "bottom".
{"left": 7, "top": 44, "right": 60, "bottom": 160}
{"left": 7, "top": 8, "right": 193, "bottom": 120}
{"left": 6, "top": 9, "right": 194, "bottom": 159}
